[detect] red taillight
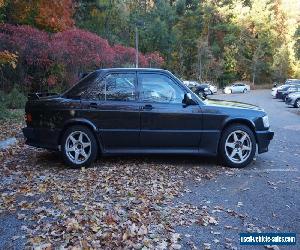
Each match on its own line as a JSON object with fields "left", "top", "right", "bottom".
{"left": 25, "top": 113, "right": 32, "bottom": 123}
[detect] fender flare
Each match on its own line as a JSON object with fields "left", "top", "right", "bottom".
{"left": 59, "top": 118, "right": 104, "bottom": 153}
{"left": 217, "top": 117, "right": 257, "bottom": 151}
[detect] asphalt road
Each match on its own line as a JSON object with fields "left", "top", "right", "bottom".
{"left": 176, "top": 90, "right": 300, "bottom": 249}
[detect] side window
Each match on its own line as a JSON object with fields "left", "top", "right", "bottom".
{"left": 82, "top": 73, "right": 136, "bottom": 101}
{"left": 139, "top": 73, "right": 184, "bottom": 103}
{"left": 102, "top": 73, "right": 136, "bottom": 101}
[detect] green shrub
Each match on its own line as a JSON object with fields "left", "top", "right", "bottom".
{"left": 0, "top": 103, "right": 10, "bottom": 120}
{"left": 5, "top": 87, "right": 27, "bottom": 109}
{"left": 0, "top": 90, "right": 6, "bottom": 103}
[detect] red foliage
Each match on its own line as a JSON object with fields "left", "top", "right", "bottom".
{"left": 51, "top": 28, "right": 115, "bottom": 82}
{"left": 113, "top": 45, "right": 145, "bottom": 67}
{"left": 0, "top": 24, "right": 165, "bottom": 90}
{"left": 0, "top": 24, "right": 51, "bottom": 67}
{"left": 146, "top": 52, "right": 165, "bottom": 68}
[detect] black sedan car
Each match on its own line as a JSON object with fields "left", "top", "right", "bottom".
{"left": 23, "top": 68, "right": 274, "bottom": 168}
{"left": 281, "top": 86, "right": 300, "bottom": 101}
{"left": 276, "top": 85, "right": 298, "bottom": 99}
{"left": 190, "top": 84, "right": 211, "bottom": 98}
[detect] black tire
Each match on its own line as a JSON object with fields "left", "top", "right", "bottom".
{"left": 219, "top": 124, "right": 256, "bottom": 168}
{"left": 243, "top": 88, "right": 247, "bottom": 93}
{"left": 294, "top": 98, "right": 300, "bottom": 108}
{"left": 61, "top": 125, "right": 98, "bottom": 168}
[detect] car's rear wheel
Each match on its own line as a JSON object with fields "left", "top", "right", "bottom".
{"left": 219, "top": 124, "right": 256, "bottom": 168}
{"left": 294, "top": 98, "right": 300, "bottom": 108}
{"left": 61, "top": 125, "right": 97, "bottom": 168}
{"left": 243, "top": 88, "right": 247, "bottom": 93}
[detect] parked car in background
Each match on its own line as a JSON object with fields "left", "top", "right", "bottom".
{"left": 183, "top": 81, "right": 217, "bottom": 95}
{"left": 272, "top": 79, "right": 300, "bottom": 98}
{"left": 192, "top": 84, "right": 211, "bottom": 98}
{"left": 223, "top": 83, "right": 250, "bottom": 94}
{"left": 208, "top": 83, "right": 218, "bottom": 94}
{"left": 271, "top": 85, "right": 283, "bottom": 97}
{"left": 285, "top": 79, "right": 300, "bottom": 85}
{"left": 281, "top": 86, "right": 300, "bottom": 101}
{"left": 276, "top": 85, "right": 296, "bottom": 99}
{"left": 23, "top": 68, "right": 273, "bottom": 169}
{"left": 183, "top": 80, "right": 200, "bottom": 89}
{"left": 200, "top": 81, "right": 218, "bottom": 94}
{"left": 285, "top": 92, "right": 300, "bottom": 108}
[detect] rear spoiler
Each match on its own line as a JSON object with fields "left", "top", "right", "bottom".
{"left": 27, "top": 92, "right": 58, "bottom": 100}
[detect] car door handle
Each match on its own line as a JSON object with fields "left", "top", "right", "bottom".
{"left": 141, "top": 104, "right": 153, "bottom": 110}
{"left": 89, "top": 102, "right": 98, "bottom": 109}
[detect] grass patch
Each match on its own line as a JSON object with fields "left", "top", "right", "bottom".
{"left": 0, "top": 105, "right": 24, "bottom": 122}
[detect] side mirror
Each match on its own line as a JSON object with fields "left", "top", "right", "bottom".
{"left": 183, "top": 93, "right": 196, "bottom": 105}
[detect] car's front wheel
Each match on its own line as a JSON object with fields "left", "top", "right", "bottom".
{"left": 219, "top": 124, "right": 256, "bottom": 168}
{"left": 294, "top": 98, "right": 300, "bottom": 108}
{"left": 243, "top": 88, "right": 247, "bottom": 93}
{"left": 61, "top": 125, "right": 98, "bottom": 168}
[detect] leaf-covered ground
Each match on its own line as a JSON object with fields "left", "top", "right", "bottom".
{"left": 1, "top": 91, "right": 299, "bottom": 249}
{"left": 0, "top": 141, "right": 224, "bottom": 249}
{"left": 0, "top": 109, "right": 24, "bottom": 141}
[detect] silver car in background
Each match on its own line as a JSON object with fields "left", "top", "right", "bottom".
{"left": 272, "top": 79, "right": 300, "bottom": 97}
{"left": 223, "top": 83, "right": 250, "bottom": 94}
{"left": 285, "top": 92, "right": 300, "bottom": 108}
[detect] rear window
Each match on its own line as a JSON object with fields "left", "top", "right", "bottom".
{"left": 63, "top": 71, "right": 100, "bottom": 99}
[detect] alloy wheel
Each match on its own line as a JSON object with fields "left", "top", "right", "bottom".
{"left": 225, "top": 130, "right": 252, "bottom": 164}
{"left": 65, "top": 131, "right": 91, "bottom": 164}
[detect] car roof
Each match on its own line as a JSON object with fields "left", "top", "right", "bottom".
{"left": 97, "top": 68, "right": 170, "bottom": 74}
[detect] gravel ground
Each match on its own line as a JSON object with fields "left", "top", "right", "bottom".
{"left": 0, "top": 90, "right": 299, "bottom": 249}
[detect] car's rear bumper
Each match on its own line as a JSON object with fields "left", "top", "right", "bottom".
{"left": 256, "top": 130, "right": 274, "bottom": 154}
{"left": 22, "top": 127, "right": 61, "bottom": 150}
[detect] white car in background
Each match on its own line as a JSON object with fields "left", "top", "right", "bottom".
{"left": 183, "top": 81, "right": 218, "bottom": 95}
{"left": 182, "top": 80, "right": 200, "bottom": 89}
{"left": 208, "top": 84, "right": 218, "bottom": 94}
{"left": 271, "top": 85, "right": 283, "bottom": 97}
{"left": 223, "top": 83, "right": 250, "bottom": 94}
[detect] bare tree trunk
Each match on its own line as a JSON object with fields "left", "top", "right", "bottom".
{"left": 198, "top": 47, "right": 202, "bottom": 82}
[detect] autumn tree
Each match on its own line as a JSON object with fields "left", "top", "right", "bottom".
{"left": 3, "top": 0, "right": 74, "bottom": 32}
{"left": 35, "top": 0, "right": 74, "bottom": 32}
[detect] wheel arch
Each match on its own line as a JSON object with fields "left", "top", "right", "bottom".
{"left": 58, "top": 119, "right": 103, "bottom": 153}
{"left": 218, "top": 118, "right": 257, "bottom": 151}
{"left": 295, "top": 98, "right": 300, "bottom": 107}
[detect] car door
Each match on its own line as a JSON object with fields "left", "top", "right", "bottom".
{"left": 138, "top": 72, "right": 202, "bottom": 151}
{"left": 241, "top": 84, "right": 247, "bottom": 92}
{"left": 231, "top": 84, "right": 237, "bottom": 93}
{"left": 80, "top": 72, "right": 140, "bottom": 151}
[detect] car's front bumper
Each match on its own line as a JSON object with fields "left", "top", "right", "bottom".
{"left": 256, "top": 130, "right": 274, "bottom": 154}
{"left": 23, "top": 127, "right": 61, "bottom": 150}
{"left": 285, "top": 97, "right": 295, "bottom": 106}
